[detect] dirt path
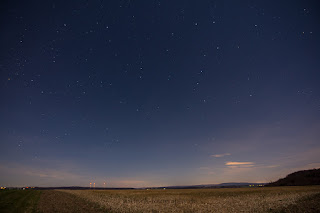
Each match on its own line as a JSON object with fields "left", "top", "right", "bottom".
{"left": 37, "top": 190, "right": 107, "bottom": 213}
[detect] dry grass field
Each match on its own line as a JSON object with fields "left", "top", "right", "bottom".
{"left": 62, "top": 186, "right": 320, "bottom": 213}
{"left": 0, "top": 189, "right": 41, "bottom": 213}
{"left": 1, "top": 186, "right": 320, "bottom": 212}
{"left": 37, "top": 190, "right": 105, "bottom": 213}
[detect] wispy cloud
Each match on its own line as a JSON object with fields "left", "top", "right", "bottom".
{"left": 211, "top": 153, "right": 231, "bottom": 158}
{"left": 265, "top": 165, "right": 280, "bottom": 168}
{"left": 110, "top": 180, "right": 147, "bottom": 188}
{"left": 225, "top": 161, "right": 254, "bottom": 166}
{"left": 0, "top": 162, "right": 151, "bottom": 188}
{"left": 198, "top": 167, "right": 211, "bottom": 170}
{"left": 0, "top": 163, "right": 89, "bottom": 187}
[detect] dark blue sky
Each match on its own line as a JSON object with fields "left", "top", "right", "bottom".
{"left": 1, "top": 0, "right": 320, "bottom": 187}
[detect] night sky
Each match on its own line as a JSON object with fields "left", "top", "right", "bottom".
{"left": 1, "top": 1, "right": 320, "bottom": 188}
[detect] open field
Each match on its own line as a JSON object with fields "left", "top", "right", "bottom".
{"left": 64, "top": 186, "right": 320, "bottom": 212}
{"left": 37, "top": 190, "right": 105, "bottom": 213}
{"left": 0, "top": 189, "right": 41, "bottom": 213}
{"left": 0, "top": 190, "right": 104, "bottom": 213}
{"left": 1, "top": 186, "right": 320, "bottom": 212}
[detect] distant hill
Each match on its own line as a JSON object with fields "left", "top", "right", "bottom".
{"left": 33, "top": 186, "right": 135, "bottom": 190}
{"left": 267, "top": 168, "right": 320, "bottom": 186}
{"left": 35, "top": 183, "right": 265, "bottom": 190}
{"left": 147, "top": 182, "right": 264, "bottom": 189}
{"left": 15, "top": 183, "right": 265, "bottom": 190}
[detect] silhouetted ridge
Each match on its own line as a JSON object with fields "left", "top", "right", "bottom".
{"left": 267, "top": 168, "right": 320, "bottom": 186}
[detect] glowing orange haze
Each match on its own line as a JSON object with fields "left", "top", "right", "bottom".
{"left": 225, "top": 162, "right": 255, "bottom": 166}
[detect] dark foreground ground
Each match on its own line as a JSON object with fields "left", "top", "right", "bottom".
{"left": 0, "top": 190, "right": 104, "bottom": 213}
{"left": 1, "top": 186, "right": 320, "bottom": 212}
{"left": 273, "top": 193, "right": 320, "bottom": 213}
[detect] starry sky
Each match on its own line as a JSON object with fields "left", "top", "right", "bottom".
{"left": 1, "top": 0, "right": 320, "bottom": 188}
